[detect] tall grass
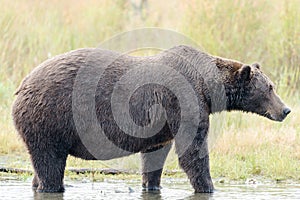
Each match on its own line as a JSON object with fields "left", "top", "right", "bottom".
{"left": 0, "top": 0, "right": 299, "bottom": 180}
{"left": 182, "top": 0, "right": 300, "bottom": 96}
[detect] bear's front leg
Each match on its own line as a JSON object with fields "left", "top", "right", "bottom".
{"left": 141, "top": 143, "right": 172, "bottom": 190}
{"left": 175, "top": 123, "right": 214, "bottom": 193}
{"left": 179, "top": 152, "right": 214, "bottom": 193}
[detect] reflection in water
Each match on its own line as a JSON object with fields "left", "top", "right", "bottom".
{"left": 0, "top": 179, "right": 299, "bottom": 200}
{"left": 140, "top": 188, "right": 213, "bottom": 200}
{"left": 140, "top": 190, "right": 162, "bottom": 200}
{"left": 185, "top": 193, "right": 213, "bottom": 200}
{"left": 32, "top": 189, "right": 214, "bottom": 200}
{"left": 34, "top": 192, "right": 64, "bottom": 200}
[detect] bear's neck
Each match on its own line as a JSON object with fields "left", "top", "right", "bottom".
{"left": 213, "top": 57, "right": 245, "bottom": 112}
{"left": 162, "top": 45, "right": 245, "bottom": 114}
{"left": 224, "top": 79, "right": 246, "bottom": 111}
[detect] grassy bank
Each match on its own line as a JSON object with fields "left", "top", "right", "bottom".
{"left": 0, "top": 0, "right": 299, "bottom": 182}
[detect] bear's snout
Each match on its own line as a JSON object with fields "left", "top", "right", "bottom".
{"left": 272, "top": 107, "right": 291, "bottom": 122}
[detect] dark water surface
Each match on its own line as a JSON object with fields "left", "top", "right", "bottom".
{"left": 0, "top": 178, "right": 299, "bottom": 200}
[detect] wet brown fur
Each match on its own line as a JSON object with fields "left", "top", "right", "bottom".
{"left": 12, "top": 45, "right": 290, "bottom": 193}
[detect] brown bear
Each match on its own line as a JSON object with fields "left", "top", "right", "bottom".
{"left": 12, "top": 45, "right": 290, "bottom": 193}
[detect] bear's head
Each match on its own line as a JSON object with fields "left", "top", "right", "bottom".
{"left": 229, "top": 63, "right": 291, "bottom": 121}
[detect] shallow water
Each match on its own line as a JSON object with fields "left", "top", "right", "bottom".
{"left": 0, "top": 178, "right": 299, "bottom": 200}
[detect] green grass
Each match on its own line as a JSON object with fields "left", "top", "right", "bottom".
{"left": 0, "top": 0, "right": 299, "bottom": 182}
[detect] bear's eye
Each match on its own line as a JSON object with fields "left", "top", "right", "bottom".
{"left": 269, "top": 85, "right": 273, "bottom": 92}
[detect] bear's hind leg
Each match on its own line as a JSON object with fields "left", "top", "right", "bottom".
{"left": 32, "top": 174, "right": 39, "bottom": 190}
{"left": 30, "top": 148, "right": 68, "bottom": 193}
{"left": 141, "top": 143, "right": 171, "bottom": 191}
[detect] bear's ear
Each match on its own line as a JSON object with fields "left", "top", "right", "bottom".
{"left": 239, "top": 65, "right": 252, "bottom": 81}
{"left": 252, "top": 63, "right": 261, "bottom": 69}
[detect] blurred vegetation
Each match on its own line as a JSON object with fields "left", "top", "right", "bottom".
{"left": 0, "top": 0, "right": 299, "bottom": 181}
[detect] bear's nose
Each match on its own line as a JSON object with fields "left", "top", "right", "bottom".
{"left": 283, "top": 107, "right": 291, "bottom": 116}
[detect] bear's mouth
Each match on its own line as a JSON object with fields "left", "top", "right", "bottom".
{"left": 263, "top": 112, "right": 275, "bottom": 121}
{"left": 262, "top": 112, "right": 286, "bottom": 122}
